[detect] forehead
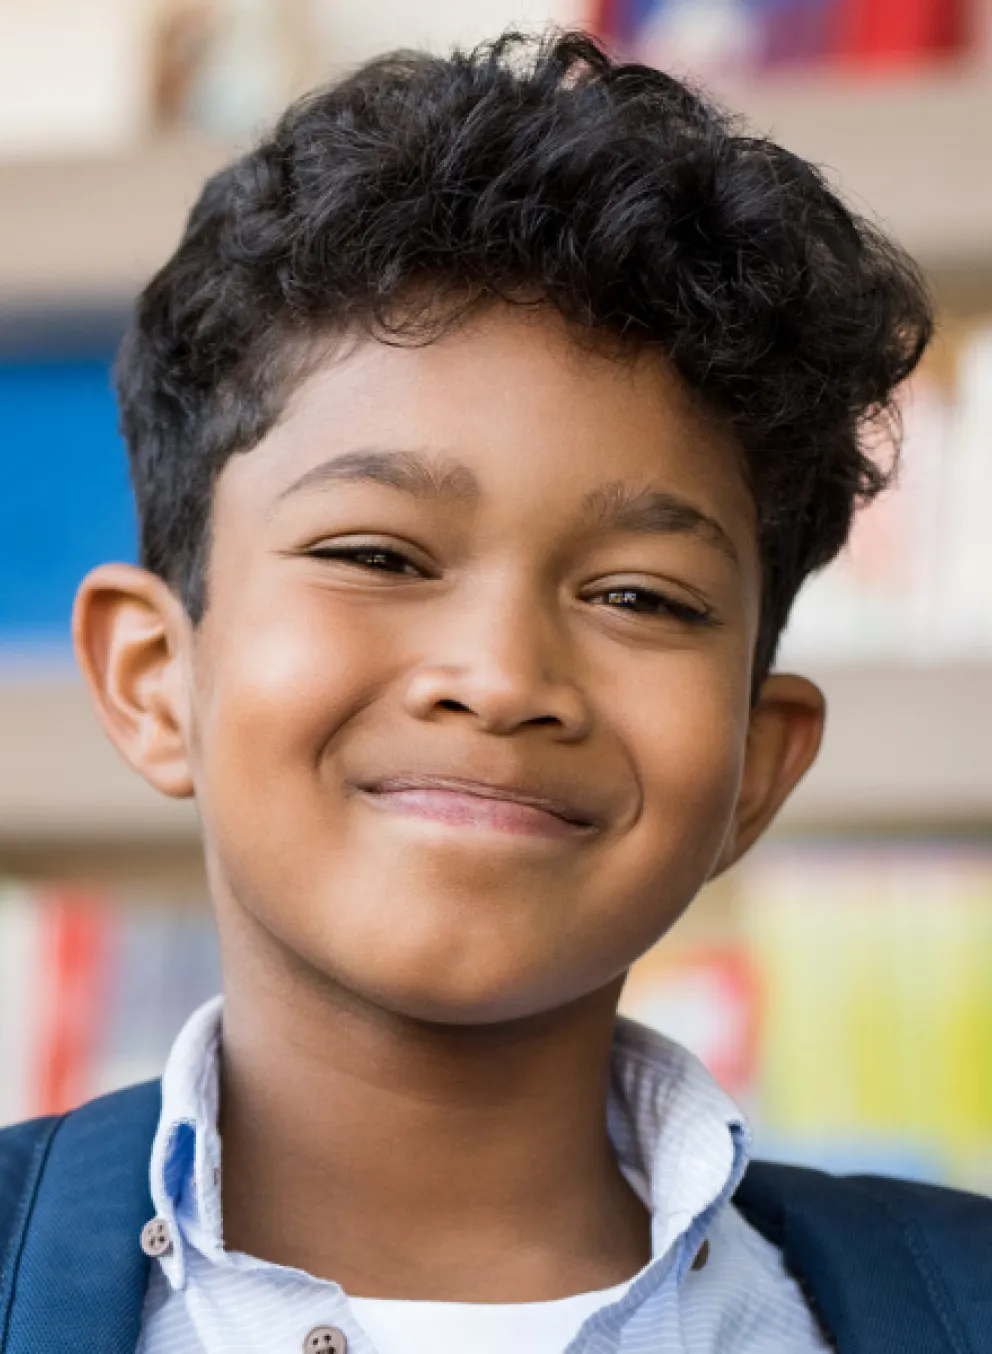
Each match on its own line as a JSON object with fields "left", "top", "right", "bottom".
{"left": 219, "top": 305, "right": 757, "bottom": 567}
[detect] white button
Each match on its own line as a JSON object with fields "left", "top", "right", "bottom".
{"left": 303, "top": 1326, "right": 348, "bottom": 1354}
{"left": 140, "top": 1216, "right": 173, "bottom": 1258}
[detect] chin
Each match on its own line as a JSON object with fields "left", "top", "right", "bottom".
{"left": 348, "top": 953, "right": 586, "bottom": 1028}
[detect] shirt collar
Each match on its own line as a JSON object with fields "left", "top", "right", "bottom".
{"left": 148, "top": 994, "right": 751, "bottom": 1292}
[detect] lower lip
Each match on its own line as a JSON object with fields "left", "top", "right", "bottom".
{"left": 359, "top": 789, "right": 593, "bottom": 839}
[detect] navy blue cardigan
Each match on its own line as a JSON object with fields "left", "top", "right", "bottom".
{"left": 1, "top": 1079, "right": 990, "bottom": 1352}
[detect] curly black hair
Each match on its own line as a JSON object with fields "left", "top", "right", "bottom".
{"left": 116, "top": 28, "right": 933, "bottom": 690}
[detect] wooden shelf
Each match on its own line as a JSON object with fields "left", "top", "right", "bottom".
{"left": 0, "top": 672, "right": 199, "bottom": 846}
{"left": 1, "top": 662, "right": 989, "bottom": 849}
{"left": 0, "top": 132, "right": 233, "bottom": 308}
{"left": 1, "top": 66, "right": 991, "bottom": 310}
{"left": 778, "top": 661, "right": 992, "bottom": 833}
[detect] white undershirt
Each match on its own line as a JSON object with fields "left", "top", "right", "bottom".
{"left": 348, "top": 1279, "right": 634, "bottom": 1354}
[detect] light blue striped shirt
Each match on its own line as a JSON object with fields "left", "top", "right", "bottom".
{"left": 136, "top": 994, "right": 829, "bottom": 1352}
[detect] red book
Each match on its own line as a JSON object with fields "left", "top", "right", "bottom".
{"left": 836, "top": 0, "right": 968, "bottom": 67}
{"left": 34, "top": 891, "right": 115, "bottom": 1116}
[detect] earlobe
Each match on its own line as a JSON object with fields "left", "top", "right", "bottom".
{"left": 715, "top": 673, "right": 826, "bottom": 875}
{"left": 72, "top": 563, "right": 196, "bottom": 799}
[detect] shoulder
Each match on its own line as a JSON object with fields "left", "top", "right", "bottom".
{"left": 736, "top": 1158, "right": 992, "bottom": 1241}
{"left": 0, "top": 1111, "right": 63, "bottom": 1274}
{"left": 736, "top": 1159, "right": 990, "bottom": 1326}
{"left": 0, "top": 1080, "right": 162, "bottom": 1235}
{"left": 0, "top": 1079, "right": 162, "bottom": 1169}
{"left": 0, "top": 1110, "right": 64, "bottom": 1193}
{"left": 735, "top": 1159, "right": 992, "bottom": 1350}
{"left": 0, "top": 1110, "right": 62, "bottom": 1166}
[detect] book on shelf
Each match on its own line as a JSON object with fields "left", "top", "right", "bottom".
{"left": 0, "top": 883, "right": 221, "bottom": 1126}
{"left": 620, "top": 839, "right": 992, "bottom": 1195}
{"left": 776, "top": 319, "right": 992, "bottom": 666}
{"left": 591, "top": 0, "right": 975, "bottom": 76}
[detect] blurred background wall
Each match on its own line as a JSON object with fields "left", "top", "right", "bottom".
{"left": 1, "top": 0, "right": 991, "bottom": 1193}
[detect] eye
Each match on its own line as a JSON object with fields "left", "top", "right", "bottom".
{"left": 307, "top": 544, "right": 423, "bottom": 576}
{"left": 592, "top": 586, "right": 716, "bottom": 626}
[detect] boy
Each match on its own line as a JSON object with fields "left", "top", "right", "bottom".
{"left": 2, "top": 27, "right": 989, "bottom": 1354}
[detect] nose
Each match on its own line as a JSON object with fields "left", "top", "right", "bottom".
{"left": 400, "top": 574, "right": 592, "bottom": 739}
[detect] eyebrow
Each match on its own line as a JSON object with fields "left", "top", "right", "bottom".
{"left": 274, "top": 447, "right": 739, "bottom": 565}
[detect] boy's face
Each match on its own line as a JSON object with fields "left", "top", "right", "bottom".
{"left": 77, "top": 304, "right": 823, "bottom": 1024}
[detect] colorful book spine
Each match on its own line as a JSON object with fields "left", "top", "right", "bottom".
{"left": 592, "top": 0, "right": 973, "bottom": 73}
{"left": 778, "top": 322, "right": 992, "bottom": 665}
{"left": 0, "top": 884, "right": 222, "bottom": 1126}
{"left": 33, "top": 888, "right": 116, "bottom": 1117}
{"left": 624, "top": 843, "right": 992, "bottom": 1195}
{"left": 835, "top": 0, "right": 968, "bottom": 67}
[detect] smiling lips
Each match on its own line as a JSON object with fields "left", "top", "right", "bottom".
{"left": 358, "top": 775, "right": 598, "bottom": 838}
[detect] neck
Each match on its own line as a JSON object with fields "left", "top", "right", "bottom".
{"left": 215, "top": 907, "right": 651, "bottom": 1300}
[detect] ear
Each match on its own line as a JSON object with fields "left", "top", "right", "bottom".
{"left": 72, "top": 563, "right": 195, "bottom": 798}
{"left": 711, "top": 673, "right": 825, "bottom": 876}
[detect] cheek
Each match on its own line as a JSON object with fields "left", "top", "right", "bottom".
{"left": 191, "top": 589, "right": 381, "bottom": 842}
{"left": 644, "top": 681, "right": 744, "bottom": 822}
{"left": 617, "top": 660, "right": 747, "bottom": 892}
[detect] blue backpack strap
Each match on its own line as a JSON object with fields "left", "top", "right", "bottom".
{"left": 0, "top": 1078, "right": 162, "bottom": 1354}
{"left": 0, "top": 1113, "right": 62, "bottom": 1299}
{"left": 734, "top": 1160, "right": 992, "bottom": 1354}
